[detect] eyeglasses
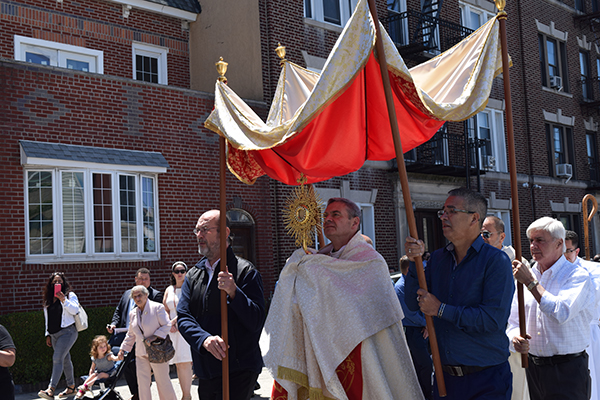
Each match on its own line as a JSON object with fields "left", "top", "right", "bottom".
{"left": 565, "top": 248, "right": 577, "bottom": 254}
{"left": 173, "top": 269, "right": 186, "bottom": 274}
{"left": 193, "top": 226, "right": 216, "bottom": 236}
{"left": 437, "top": 208, "right": 475, "bottom": 219}
{"left": 481, "top": 230, "right": 499, "bottom": 239}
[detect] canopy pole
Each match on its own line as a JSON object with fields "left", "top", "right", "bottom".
{"left": 216, "top": 58, "right": 230, "bottom": 400}
{"left": 582, "top": 194, "right": 598, "bottom": 261}
{"left": 495, "top": 0, "right": 527, "bottom": 368}
{"left": 366, "top": 0, "right": 446, "bottom": 395}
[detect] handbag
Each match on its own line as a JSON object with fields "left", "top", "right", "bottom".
{"left": 143, "top": 335, "right": 175, "bottom": 364}
{"left": 74, "top": 303, "right": 88, "bottom": 332}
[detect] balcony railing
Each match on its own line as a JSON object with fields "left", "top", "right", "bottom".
{"left": 382, "top": 10, "right": 473, "bottom": 59}
{"left": 403, "top": 125, "right": 489, "bottom": 177}
{"left": 577, "top": 77, "right": 600, "bottom": 110}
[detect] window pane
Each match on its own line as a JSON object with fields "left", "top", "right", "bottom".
{"left": 93, "top": 173, "right": 114, "bottom": 253}
{"left": 305, "top": 0, "right": 312, "bottom": 17}
{"left": 136, "top": 54, "right": 159, "bottom": 83}
{"left": 323, "top": 0, "right": 341, "bottom": 24}
{"left": 469, "top": 11, "right": 481, "bottom": 29}
{"left": 28, "top": 171, "right": 53, "bottom": 254}
{"left": 66, "top": 59, "right": 89, "bottom": 72}
{"left": 142, "top": 177, "right": 155, "bottom": 252}
{"left": 62, "top": 172, "right": 86, "bottom": 254}
{"left": 553, "top": 126, "right": 565, "bottom": 165}
{"left": 120, "top": 175, "right": 137, "bottom": 253}
{"left": 547, "top": 39, "right": 558, "bottom": 77}
{"left": 26, "top": 52, "right": 50, "bottom": 65}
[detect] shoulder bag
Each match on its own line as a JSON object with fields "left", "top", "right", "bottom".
{"left": 74, "top": 302, "right": 88, "bottom": 332}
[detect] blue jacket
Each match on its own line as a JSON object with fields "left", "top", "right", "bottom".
{"left": 405, "top": 236, "right": 514, "bottom": 367}
{"left": 177, "top": 246, "right": 265, "bottom": 379}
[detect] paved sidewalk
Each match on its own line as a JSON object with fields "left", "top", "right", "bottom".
{"left": 16, "top": 367, "right": 274, "bottom": 400}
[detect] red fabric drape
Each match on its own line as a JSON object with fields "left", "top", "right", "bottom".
{"left": 233, "top": 53, "right": 444, "bottom": 185}
{"left": 271, "top": 343, "right": 363, "bottom": 400}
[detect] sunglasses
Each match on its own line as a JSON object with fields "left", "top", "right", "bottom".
{"left": 481, "top": 230, "right": 497, "bottom": 239}
{"left": 173, "top": 269, "right": 186, "bottom": 274}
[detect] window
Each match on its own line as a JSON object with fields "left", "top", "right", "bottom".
{"left": 304, "top": 0, "right": 358, "bottom": 27}
{"left": 587, "top": 133, "right": 599, "bottom": 182}
{"left": 545, "top": 124, "right": 575, "bottom": 178}
{"left": 26, "top": 170, "right": 159, "bottom": 262}
{"left": 132, "top": 43, "right": 168, "bottom": 85}
{"left": 576, "top": 0, "right": 585, "bottom": 12}
{"left": 387, "top": 0, "right": 408, "bottom": 46}
{"left": 580, "top": 51, "right": 592, "bottom": 100}
{"left": 467, "top": 108, "right": 507, "bottom": 172}
{"left": 14, "top": 35, "right": 103, "bottom": 73}
{"left": 21, "top": 141, "right": 167, "bottom": 263}
{"left": 459, "top": 2, "right": 494, "bottom": 30}
{"left": 539, "top": 33, "right": 569, "bottom": 92}
{"left": 554, "top": 213, "right": 581, "bottom": 236}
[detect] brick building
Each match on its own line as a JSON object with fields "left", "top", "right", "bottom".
{"left": 0, "top": 0, "right": 404, "bottom": 315}
{"left": 4, "top": 0, "right": 599, "bottom": 316}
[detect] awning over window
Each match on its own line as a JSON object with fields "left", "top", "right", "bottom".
{"left": 19, "top": 140, "right": 169, "bottom": 173}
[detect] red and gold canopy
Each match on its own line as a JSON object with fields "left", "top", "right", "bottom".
{"left": 205, "top": 0, "right": 506, "bottom": 185}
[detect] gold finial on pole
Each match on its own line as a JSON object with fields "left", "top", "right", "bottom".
{"left": 215, "top": 57, "right": 228, "bottom": 83}
{"left": 495, "top": 0, "right": 506, "bottom": 13}
{"left": 275, "top": 43, "right": 287, "bottom": 66}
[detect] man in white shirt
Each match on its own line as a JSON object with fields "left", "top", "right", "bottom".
{"left": 508, "top": 217, "right": 595, "bottom": 400}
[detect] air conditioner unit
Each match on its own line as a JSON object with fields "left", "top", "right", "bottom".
{"left": 483, "top": 155, "right": 496, "bottom": 169}
{"left": 550, "top": 75, "right": 563, "bottom": 90}
{"left": 556, "top": 163, "right": 573, "bottom": 178}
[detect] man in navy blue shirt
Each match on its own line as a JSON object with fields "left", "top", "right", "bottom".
{"left": 395, "top": 255, "right": 432, "bottom": 400}
{"left": 405, "top": 187, "right": 514, "bottom": 400}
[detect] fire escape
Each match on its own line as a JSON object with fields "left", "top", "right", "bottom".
{"left": 574, "top": 2, "right": 600, "bottom": 187}
{"left": 383, "top": 0, "right": 489, "bottom": 186}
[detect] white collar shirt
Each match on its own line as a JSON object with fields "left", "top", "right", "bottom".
{"left": 205, "top": 259, "right": 220, "bottom": 284}
{"left": 507, "top": 255, "right": 595, "bottom": 357}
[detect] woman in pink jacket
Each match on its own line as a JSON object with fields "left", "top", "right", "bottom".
{"left": 118, "top": 285, "right": 176, "bottom": 400}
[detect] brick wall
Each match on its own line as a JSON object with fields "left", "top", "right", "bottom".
{"left": 0, "top": 59, "right": 277, "bottom": 314}
{"left": 0, "top": 0, "right": 191, "bottom": 88}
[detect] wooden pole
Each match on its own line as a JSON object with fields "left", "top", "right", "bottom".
{"left": 366, "top": 0, "right": 446, "bottom": 395}
{"left": 495, "top": 1, "right": 527, "bottom": 368}
{"left": 215, "top": 57, "right": 230, "bottom": 400}
{"left": 219, "top": 136, "right": 230, "bottom": 399}
{"left": 582, "top": 194, "right": 598, "bottom": 261}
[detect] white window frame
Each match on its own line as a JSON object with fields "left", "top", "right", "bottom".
{"left": 304, "top": 0, "right": 358, "bottom": 28}
{"left": 132, "top": 42, "right": 169, "bottom": 85}
{"left": 24, "top": 167, "right": 160, "bottom": 263}
{"left": 459, "top": 2, "right": 495, "bottom": 30}
{"left": 14, "top": 35, "right": 103, "bottom": 73}
{"left": 357, "top": 202, "right": 376, "bottom": 248}
{"left": 469, "top": 108, "right": 507, "bottom": 173}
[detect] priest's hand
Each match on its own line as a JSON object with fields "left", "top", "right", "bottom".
{"left": 417, "top": 288, "right": 441, "bottom": 317}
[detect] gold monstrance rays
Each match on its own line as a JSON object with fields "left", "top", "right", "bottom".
{"left": 283, "top": 181, "right": 323, "bottom": 252}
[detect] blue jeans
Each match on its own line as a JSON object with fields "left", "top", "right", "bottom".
{"left": 49, "top": 324, "right": 78, "bottom": 388}
{"left": 434, "top": 361, "right": 512, "bottom": 400}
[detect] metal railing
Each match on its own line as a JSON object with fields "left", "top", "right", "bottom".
{"left": 405, "top": 125, "right": 488, "bottom": 172}
{"left": 382, "top": 10, "right": 473, "bottom": 56}
{"left": 577, "top": 77, "right": 600, "bottom": 104}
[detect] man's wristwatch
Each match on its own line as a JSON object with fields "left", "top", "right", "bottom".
{"left": 527, "top": 279, "right": 539, "bottom": 291}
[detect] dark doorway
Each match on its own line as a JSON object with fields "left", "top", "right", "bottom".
{"left": 415, "top": 209, "right": 446, "bottom": 253}
{"left": 227, "top": 209, "right": 256, "bottom": 264}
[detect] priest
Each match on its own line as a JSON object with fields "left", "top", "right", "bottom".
{"left": 263, "top": 197, "right": 423, "bottom": 400}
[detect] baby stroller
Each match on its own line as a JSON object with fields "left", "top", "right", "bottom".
{"left": 80, "top": 351, "right": 132, "bottom": 400}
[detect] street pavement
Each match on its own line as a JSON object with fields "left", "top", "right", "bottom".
{"left": 16, "top": 366, "right": 274, "bottom": 400}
